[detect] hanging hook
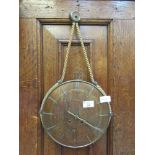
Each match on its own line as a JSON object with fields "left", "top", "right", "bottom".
{"left": 69, "top": 11, "right": 80, "bottom": 22}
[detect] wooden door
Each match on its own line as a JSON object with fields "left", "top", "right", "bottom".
{"left": 20, "top": 1, "right": 135, "bottom": 155}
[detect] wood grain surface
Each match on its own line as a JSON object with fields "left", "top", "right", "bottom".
{"left": 111, "top": 20, "right": 135, "bottom": 155}
{"left": 19, "top": 0, "right": 134, "bottom": 19}
{"left": 20, "top": 18, "right": 42, "bottom": 155}
{"left": 20, "top": 1, "right": 135, "bottom": 155}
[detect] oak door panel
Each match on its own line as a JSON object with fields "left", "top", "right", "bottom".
{"left": 42, "top": 24, "right": 108, "bottom": 155}
{"left": 111, "top": 20, "right": 135, "bottom": 155}
{"left": 19, "top": 18, "right": 42, "bottom": 155}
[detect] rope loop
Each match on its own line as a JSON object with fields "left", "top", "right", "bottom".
{"left": 59, "top": 22, "right": 95, "bottom": 83}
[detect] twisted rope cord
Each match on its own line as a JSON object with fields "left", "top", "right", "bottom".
{"left": 59, "top": 22, "right": 75, "bottom": 82}
{"left": 59, "top": 22, "right": 95, "bottom": 83}
{"left": 75, "top": 23, "right": 95, "bottom": 83}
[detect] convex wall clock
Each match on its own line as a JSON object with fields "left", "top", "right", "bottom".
{"left": 40, "top": 11, "right": 112, "bottom": 148}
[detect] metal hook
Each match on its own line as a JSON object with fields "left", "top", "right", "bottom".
{"left": 69, "top": 11, "right": 80, "bottom": 22}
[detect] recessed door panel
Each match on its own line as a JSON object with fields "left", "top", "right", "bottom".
{"left": 42, "top": 24, "right": 108, "bottom": 154}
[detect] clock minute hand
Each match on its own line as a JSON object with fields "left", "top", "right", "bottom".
{"left": 67, "top": 110, "right": 103, "bottom": 133}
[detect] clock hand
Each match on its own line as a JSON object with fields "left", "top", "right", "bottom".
{"left": 67, "top": 110, "right": 103, "bottom": 133}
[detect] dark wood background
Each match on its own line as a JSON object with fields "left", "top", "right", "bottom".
{"left": 20, "top": 0, "right": 135, "bottom": 155}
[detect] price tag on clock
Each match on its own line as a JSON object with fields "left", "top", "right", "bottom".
{"left": 83, "top": 101, "right": 94, "bottom": 108}
{"left": 100, "top": 96, "right": 111, "bottom": 103}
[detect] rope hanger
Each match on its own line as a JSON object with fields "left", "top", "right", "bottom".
{"left": 58, "top": 12, "right": 96, "bottom": 84}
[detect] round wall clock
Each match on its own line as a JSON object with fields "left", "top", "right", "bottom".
{"left": 39, "top": 12, "right": 112, "bottom": 148}
{"left": 40, "top": 80, "right": 112, "bottom": 148}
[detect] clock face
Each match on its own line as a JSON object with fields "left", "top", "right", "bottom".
{"left": 40, "top": 80, "right": 111, "bottom": 148}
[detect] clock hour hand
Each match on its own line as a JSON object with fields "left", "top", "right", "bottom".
{"left": 67, "top": 110, "right": 103, "bottom": 133}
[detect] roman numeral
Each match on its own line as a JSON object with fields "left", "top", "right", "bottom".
{"left": 87, "top": 135, "right": 91, "bottom": 142}
{"left": 47, "top": 125, "right": 56, "bottom": 130}
{"left": 49, "top": 96, "right": 57, "bottom": 104}
{"left": 42, "top": 111, "right": 53, "bottom": 115}
{"left": 99, "top": 112, "right": 113, "bottom": 117}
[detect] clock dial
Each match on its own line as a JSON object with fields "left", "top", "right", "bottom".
{"left": 40, "top": 80, "right": 111, "bottom": 148}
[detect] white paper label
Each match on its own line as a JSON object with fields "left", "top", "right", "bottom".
{"left": 100, "top": 96, "right": 111, "bottom": 103}
{"left": 83, "top": 101, "right": 94, "bottom": 108}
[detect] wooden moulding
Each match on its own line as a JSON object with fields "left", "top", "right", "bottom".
{"left": 38, "top": 18, "right": 112, "bottom": 25}
{"left": 20, "top": 0, "right": 135, "bottom": 20}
